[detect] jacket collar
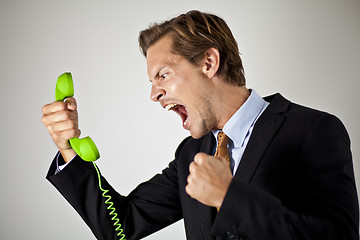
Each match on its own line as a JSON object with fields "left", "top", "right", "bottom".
{"left": 234, "top": 93, "right": 290, "bottom": 183}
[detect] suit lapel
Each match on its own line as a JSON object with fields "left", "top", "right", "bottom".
{"left": 194, "top": 133, "right": 217, "bottom": 239}
{"left": 200, "top": 132, "right": 216, "bottom": 155}
{"left": 234, "top": 93, "right": 290, "bottom": 183}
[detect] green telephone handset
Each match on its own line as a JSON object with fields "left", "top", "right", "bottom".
{"left": 55, "top": 72, "right": 126, "bottom": 239}
{"left": 55, "top": 72, "right": 100, "bottom": 162}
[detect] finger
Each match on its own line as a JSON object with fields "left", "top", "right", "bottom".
{"left": 185, "top": 177, "right": 196, "bottom": 198}
{"left": 189, "top": 161, "right": 197, "bottom": 173}
{"left": 194, "top": 152, "right": 209, "bottom": 165}
{"left": 46, "top": 119, "right": 79, "bottom": 134}
{"left": 53, "top": 128, "right": 81, "bottom": 144}
{"left": 65, "top": 97, "right": 77, "bottom": 111}
{"left": 42, "top": 101, "right": 67, "bottom": 115}
{"left": 185, "top": 183, "right": 192, "bottom": 197}
{"left": 42, "top": 109, "right": 77, "bottom": 125}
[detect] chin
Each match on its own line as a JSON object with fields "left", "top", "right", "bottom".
{"left": 189, "top": 129, "right": 209, "bottom": 139}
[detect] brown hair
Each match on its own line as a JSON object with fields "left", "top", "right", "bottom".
{"left": 138, "top": 10, "right": 246, "bottom": 86}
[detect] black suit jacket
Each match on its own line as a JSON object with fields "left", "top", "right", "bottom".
{"left": 47, "top": 93, "right": 359, "bottom": 240}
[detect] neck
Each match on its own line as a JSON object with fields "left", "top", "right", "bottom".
{"left": 212, "top": 78, "right": 250, "bottom": 130}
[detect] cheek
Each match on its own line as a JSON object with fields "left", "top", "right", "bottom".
{"left": 166, "top": 75, "right": 190, "bottom": 99}
{"left": 168, "top": 80, "right": 182, "bottom": 93}
{"left": 167, "top": 69, "right": 207, "bottom": 105}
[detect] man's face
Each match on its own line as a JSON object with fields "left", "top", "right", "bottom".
{"left": 146, "top": 35, "right": 217, "bottom": 139}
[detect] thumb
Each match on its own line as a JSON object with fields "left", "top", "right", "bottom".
{"left": 66, "top": 97, "right": 77, "bottom": 110}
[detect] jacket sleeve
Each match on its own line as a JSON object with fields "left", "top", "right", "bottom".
{"left": 46, "top": 152, "right": 183, "bottom": 240}
{"left": 211, "top": 114, "right": 359, "bottom": 240}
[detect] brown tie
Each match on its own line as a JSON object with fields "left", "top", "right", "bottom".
{"left": 214, "top": 131, "right": 230, "bottom": 166}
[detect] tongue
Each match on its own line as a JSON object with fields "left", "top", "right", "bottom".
{"left": 174, "top": 105, "right": 188, "bottom": 126}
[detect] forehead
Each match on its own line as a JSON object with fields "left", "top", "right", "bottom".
{"left": 147, "top": 34, "right": 174, "bottom": 56}
{"left": 146, "top": 35, "right": 178, "bottom": 77}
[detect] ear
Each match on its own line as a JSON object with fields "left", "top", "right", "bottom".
{"left": 201, "top": 48, "right": 220, "bottom": 79}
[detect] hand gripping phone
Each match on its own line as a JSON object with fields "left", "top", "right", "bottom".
{"left": 55, "top": 72, "right": 125, "bottom": 239}
{"left": 55, "top": 72, "right": 100, "bottom": 161}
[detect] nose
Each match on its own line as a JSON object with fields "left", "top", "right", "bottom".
{"left": 150, "top": 83, "right": 166, "bottom": 102}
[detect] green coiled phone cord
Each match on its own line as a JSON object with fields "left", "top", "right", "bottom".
{"left": 92, "top": 161, "right": 126, "bottom": 240}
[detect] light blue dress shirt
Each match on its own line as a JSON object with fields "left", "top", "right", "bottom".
{"left": 212, "top": 90, "right": 269, "bottom": 175}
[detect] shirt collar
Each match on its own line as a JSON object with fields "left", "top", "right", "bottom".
{"left": 212, "top": 90, "right": 268, "bottom": 147}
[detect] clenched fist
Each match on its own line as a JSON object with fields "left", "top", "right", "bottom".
{"left": 185, "top": 152, "right": 233, "bottom": 210}
{"left": 41, "top": 97, "right": 79, "bottom": 162}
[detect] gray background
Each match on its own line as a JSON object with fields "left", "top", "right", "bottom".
{"left": 0, "top": 0, "right": 359, "bottom": 239}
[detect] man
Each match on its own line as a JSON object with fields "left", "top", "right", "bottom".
{"left": 42, "top": 10, "right": 359, "bottom": 240}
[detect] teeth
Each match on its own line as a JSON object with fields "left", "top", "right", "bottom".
{"left": 183, "top": 118, "right": 188, "bottom": 126}
{"left": 165, "top": 103, "right": 177, "bottom": 111}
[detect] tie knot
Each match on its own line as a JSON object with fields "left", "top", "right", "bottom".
{"left": 217, "top": 131, "right": 230, "bottom": 147}
{"left": 214, "top": 131, "right": 230, "bottom": 167}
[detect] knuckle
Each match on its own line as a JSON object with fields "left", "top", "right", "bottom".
{"left": 185, "top": 184, "right": 192, "bottom": 195}
{"left": 187, "top": 174, "right": 192, "bottom": 183}
{"left": 42, "top": 105, "right": 47, "bottom": 114}
{"left": 198, "top": 158, "right": 205, "bottom": 166}
{"left": 189, "top": 162, "right": 194, "bottom": 170}
{"left": 189, "top": 162, "right": 197, "bottom": 174}
{"left": 46, "top": 124, "right": 53, "bottom": 133}
{"left": 41, "top": 115, "right": 47, "bottom": 124}
{"left": 185, "top": 185, "right": 190, "bottom": 195}
{"left": 194, "top": 152, "right": 207, "bottom": 165}
{"left": 194, "top": 155, "right": 201, "bottom": 163}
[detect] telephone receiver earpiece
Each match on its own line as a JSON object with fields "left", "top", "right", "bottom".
{"left": 55, "top": 72, "right": 100, "bottom": 162}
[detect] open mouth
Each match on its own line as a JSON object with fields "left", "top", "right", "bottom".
{"left": 165, "top": 104, "right": 189, "bottom": 128}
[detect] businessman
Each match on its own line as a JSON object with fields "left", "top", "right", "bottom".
{"left": 42, "top": 10, "right": 359, "bottom": 240}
